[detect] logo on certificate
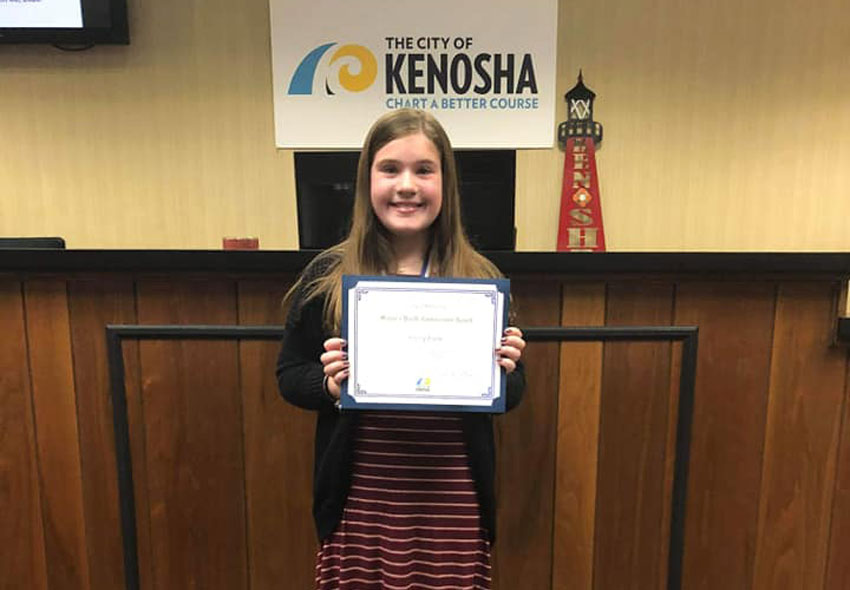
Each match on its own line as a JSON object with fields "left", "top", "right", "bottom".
{"left": 415, "top": 377, "right": 432, "bottom": 392}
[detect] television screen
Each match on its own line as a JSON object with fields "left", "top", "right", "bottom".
{"left": 454, "top": 150, "right": 516, "bottom": 251}
{"left": 294, "top": 152, "right": 359, "bottom": 250}
{"left": 294, "top": 150, "right": 516, "bottom": 251}
{"left": 0, "top": 0, "right": 129, "bottom": 44}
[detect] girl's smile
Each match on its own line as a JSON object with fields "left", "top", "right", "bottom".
{"left": 370, "top": 132, "right": 443, "bottom": 244}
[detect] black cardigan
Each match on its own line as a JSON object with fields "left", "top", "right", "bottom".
{"left": 276, "top": 257, "right": 526, "bottom": 542}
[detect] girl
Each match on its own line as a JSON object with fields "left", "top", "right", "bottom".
{"left": 277, "top": 109, "right": 526, "bottom": 590}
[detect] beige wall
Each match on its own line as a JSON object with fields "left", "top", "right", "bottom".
{"left": 1, "top": 0, "right": 848, "bottom": 251}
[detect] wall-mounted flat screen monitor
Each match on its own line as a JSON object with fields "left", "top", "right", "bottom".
{"left": 295, "top": 150, "right": 516, "bottom": 251}
{"left": 0, "top": 0, "right": 129, "bottom": 44}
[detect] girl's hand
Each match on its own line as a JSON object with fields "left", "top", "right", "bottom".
{"left": 496, "top": 327, "right": 526, "bottom": 374}
{"left": 320, "top": 338, "right": 348, "bottom": 400}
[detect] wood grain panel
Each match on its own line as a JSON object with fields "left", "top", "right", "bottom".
{"left": 0, "top": 281, "right": 47, "bottom": 590}
{"left": 25, "top": 280, "right": 91, "bottom": 590}
{"left": 753, "top": 282, "right": 847, "bottom": 589}
{"left": 68, "top": 278, "right": 137, "bottom": 590}
{"left": 675, "top": 282, "right": 776, "bottom": 590}
{"left": 237, "top": 279, "right": 317, "bottom": 590}
{"left": 492, "top": 280, "right": 561, "bottom": 589}
{"left": 593, "top": 282, "right": 674, "bottom": 589}
{"left": 135, "top": 280, "right": 248, "bottom": 589}
{"left": 552, "top": 282, "right": 606, "bottom": 590}
{"left": 825, "top": 357, "right": 850, "bottom": 589}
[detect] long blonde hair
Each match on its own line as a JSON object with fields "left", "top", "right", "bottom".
{"left": 285, "top": 109, "right": 502, "bottom": 333}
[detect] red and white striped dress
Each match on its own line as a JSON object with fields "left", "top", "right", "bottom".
{"left": 315, "top": 411, "right": 491, "bottom": 589}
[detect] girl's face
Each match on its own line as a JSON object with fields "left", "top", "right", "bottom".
{"left": 370, "top": 132, "right": 443, "bottom": 244}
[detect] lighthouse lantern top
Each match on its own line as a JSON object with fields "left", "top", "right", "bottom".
{"left": 565, "top": 71, "right": 596, "bottom": 121}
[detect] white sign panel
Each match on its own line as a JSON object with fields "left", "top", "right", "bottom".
{"left": 269, "top": 0, "right": 557, "bottom": 148}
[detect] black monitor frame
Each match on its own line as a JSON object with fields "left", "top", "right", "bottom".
{"left": 0, "top": 0, "right": 129, "bottom": 45}
{"left": 0, "top": 237, "right": 66, "bottom": 249}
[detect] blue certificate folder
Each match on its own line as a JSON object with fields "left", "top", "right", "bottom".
{"left": 340, "top": 274, "right": 510, "bottom": 413}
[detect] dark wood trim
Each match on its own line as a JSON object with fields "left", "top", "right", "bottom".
{"left": 2, "top": 250, "right": 850, "bottom": 276}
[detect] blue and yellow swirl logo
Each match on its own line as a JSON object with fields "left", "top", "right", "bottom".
{"left": 288, "top": 42, "right": 378, "bottom": 95}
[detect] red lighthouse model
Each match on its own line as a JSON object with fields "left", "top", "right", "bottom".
{"left": 556, "top": 71, "right": 606, "bottom": 251}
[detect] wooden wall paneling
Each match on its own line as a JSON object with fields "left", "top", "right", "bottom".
{"left": 135, "top": 279, "right": 248, "bottom": 589}
{"left": 753, "top": 282, "right": 848, "bottom": 589}
{"left": 593, "top": 282, "right": 674, "bottom": 590}
{"left": 552, "top": 282, "right": 606, "bottom": 590}
{"left": 825, "top": 355, "right": 850, "bottom": 589}
{"left": 0, "top": 281, "right": 48, "bottom": 590}
{"left": 492, "top": 280, "right": 561, "bottom": 590}
{"left": 68, "top": 278, "right": 138, "bottom": 589}
{"left": 237, "top": 279, "right": 317, "bottom": 590}
{"left": 675, "top": 282, "right": 777, "bottom": 589}
{"left": 24, "top": 280, "right": 92, "bottom": 589}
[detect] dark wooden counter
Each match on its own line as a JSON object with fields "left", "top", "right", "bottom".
{"left": 1, "top": 250, "right": 849, "bottom": 590}
{"left": 3, "top": 248, "right": 850, "bottom": 276}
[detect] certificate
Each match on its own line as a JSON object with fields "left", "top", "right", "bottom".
{"left": 340, "top": 275, "right": 509, "bottom": 413}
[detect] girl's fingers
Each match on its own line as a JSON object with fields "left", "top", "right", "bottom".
{"left": 323, "top": 360, "right": 349, "bottom": 377}
{"left": 320, "top": 349, "right": 348, "bottom": 366}
{"left": 497, "top": 357, "right": 516, "bottom": 374}
{"left": 497, "top": 330, "right": 526, "bottom": 364}
{"left": 501, "top": 328, "right": 526, "bottom": 358}
{"left": 501, "top": 335, "right": 526, "bottom": 351}
{"left": 320, "top": 339, "right": 349, "bottom": 401}
{"left": 497, "top": 345, "right": 522, "bottom": 362}
{"left": 496, "top": 325, "right": 526, "bottom": 374}
{"left": 323, "top": 337, "right": 347, "bottom": 352}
